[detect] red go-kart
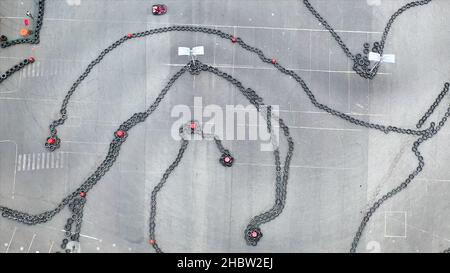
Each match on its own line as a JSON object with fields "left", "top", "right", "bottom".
{"left": 152, "top": 4, "right": 167, "bottom": 15}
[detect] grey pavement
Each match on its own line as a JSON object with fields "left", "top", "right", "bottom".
{"left": 0, "top": 0, "right": 450, "bottom": 253}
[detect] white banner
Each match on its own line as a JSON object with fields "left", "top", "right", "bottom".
{"left": 368, "top": 52, "right": 395, "bottom": 63}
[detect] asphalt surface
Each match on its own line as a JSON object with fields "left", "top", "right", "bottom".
{"left": 0, "top": 0, "right": 450, "bottom": 253}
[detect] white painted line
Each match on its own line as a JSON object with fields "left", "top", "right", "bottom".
{"left": 27, "top": 153, "right": 31, "bottom": 171}
{"left": 60, "top": 152, "right": 64, "bottom": 169}
{"left": 13, "top": 152, "right": 69, "bottom": 171}
{"left": 384, "top": 211, "right": 407, "bottom": 238}
{"left": 48, "top": 241, "right": 54, "bottom": 253}
{"left": 36, "top": 224, "right": 102, "bottom": 242}
{"left": 63, "top": 140, "right": 110, "bottom": 145}
{"left": 233, "top": 121, "right": 363, "bottom": 132}
{"left": 27, "top": 234, "right": 36, "bottom": 253}
{"left": 234, "top": 162, "right": 356, "bottom": 170}
{"left": 62, "top": 151, "right": 100, "bottom": 156}
{"left": 0, "top": 17, "right": 385, "bottom": 34}
{"left": 400, "top": 219, "right": 450, "bottom": 243}
{"left": 418, "top": 178, "right": 450, "bottom": 183}
{"left": 17, "top": 154, "right": 22, "bottom": 171}
{"left": 162, "top": 63, "right": 392, "bottom": 75}
{"left": 22, "top": 154, "right": 27, "bottom": 171}
{"left": 0, "top": 96, "right": 144, "bottom": 109}
{"left": 0, "top": 97, "right": 57, "bottom": 103}
{"left": 46, "top": 153, "right": 50, "bottom": 169}
{"left": 41, "top": 153, "right": 45, "bottom": 169}
{"left": 50, "top": 152, "right": 55, "bottom": 169}
{"left": 5, "top": 227, "right": 17, "bottom": 253}
{"left": 32, "top": 62, "right": 36, "bottom": 78}
{"left": 294, "top": 125, "right": 363, "bottom": 132}
{"left": 0, "top": 90, "right": 18, "bottom": 94}
{"left": 31, "top": 153, "right": 36, "bottom": 170}
{"left": 36, "top": 153, "right": 41, "bottom": 170}
{"left": 79, "top": 234, "right": 101, "bottom": 241}
{"left": 55, "top": 152, "right": 60, "bottom": 169}
{"left": 0, "top": 140, "right": 19, "bottom": 198}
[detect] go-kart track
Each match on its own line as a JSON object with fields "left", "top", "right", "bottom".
{"left": 1, "top": 0, "right": 450, "bottom": 253}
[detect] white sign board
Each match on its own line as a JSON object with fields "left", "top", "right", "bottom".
{"left": 368, "top": 52, "right": 395, "bottom": 63}
{"left": 178, "top": 46, "right": 205, "bottom": 56}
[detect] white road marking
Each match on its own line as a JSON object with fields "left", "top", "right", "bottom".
{"left": 0, "top": 18, "right": 385, "bottom": 34}
{"left": 27, "top": 153, "right": 31, "bottom": 171}
{"left": 31, "top": 153, "right": 36, "bottom": 170}
{"left": 55, "top": 152, "right": 60, "bottom": 168}
{"left": 46, "top": 152, "right": 50, "bottom": 169}
{"left": 17, "top": 154, "right": 22, "bottom": 171}
{"left": 0, "top": 90, "right": 18, "bottom": 94}
{"left": 36, "top": 224, "right": 102, "bottom": 242}
{"left": 163, "top": 63, "right": 391, "bottom": 75}
{"left": 0, "top": 140, "right": 19, "bottom": 198}
{"left": 278, "top": 125, "right": 362, "bottom": 132}
{"left": 22, "top": 154, "right": 27, "bottom": 171}
{"left": 80, "top": 234, "right": 101, "bottom": 241}
{"left": 50, "top": 152, "right": 55, "bottom": 169}
{"left": 234, "top": 162, "right": 356, "bottom": 170}
{"left": 63, "top": 140, "right": 110, "bottom": 145}
{"left": 48, "top": 241, "right": 54, "bottom": 253}
{"left": 5, "top": 227, "right": 17, "bottom": 253}
{"left": 60, "top": 152, "right": 64, "bottom": 168}
{"left": 36, "top": 153, "right": 41, "bottom": 170}
{"left": 27, "top": 234, "right": 36, "bottom": 253}
{"left": 17, "top": 152, "right": 64, "bottom": 172}
{"left": 234, "top": 121, "right": 363, "bottom": 132}
{"left": 384, "top": 211, "right": 407, "bottom": 238}
{"left": 41, "top": 152, "right": 46, "bottom": 169}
